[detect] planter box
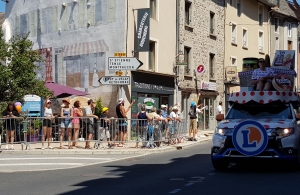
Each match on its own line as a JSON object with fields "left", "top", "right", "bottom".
{"left": 27, "top": 135, "right": 39, "bottom": 143}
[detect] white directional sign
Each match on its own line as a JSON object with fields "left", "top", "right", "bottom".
{"left": 98, "top": 76, "right": 130, "bottom": 85}
{"left": 108, "top": 57, "right": 143, "bottom": 70}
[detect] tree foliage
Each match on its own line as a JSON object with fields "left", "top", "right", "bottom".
{"left": 0, "top": 32, "right": 53, "bottom": 103}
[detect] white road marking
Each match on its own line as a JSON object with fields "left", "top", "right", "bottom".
{"left": 185, "top": 183, "right": 194, "bottom": 187}
{"left": 209, "top": 173, "right": 215, "bottom": 175}
{"left": 188, "top": 180, "right": 203, "bottom": 182}
{"left": 170, "top": 178, "right": 184, "bottom": 181}
{"left": 169, "top": 189, "right": 181, "bottom": 194}
{"left": 0, "top": 163, "right": 83, "bottom": 166}
{"left": 191, "top": 176, "right": 205, "bottom": 180}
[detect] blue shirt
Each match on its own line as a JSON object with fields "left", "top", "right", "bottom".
{"left": 162, "top": 110, "right": 168, "bottom": 118}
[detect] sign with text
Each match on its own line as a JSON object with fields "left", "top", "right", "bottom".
{"left": 114, "top": 52, "right": 126, "bottom": 57}
{"left": 272, "top": 50, "right": 295, "bottom": 70}
{"left": 201, "top": 81, "right": 217, "bottom": 91}
{"left": 98, "top": 76, "right": 130, "bottom": 85}
{"left": 136, "top": 8, "right": 150, "bottom": 52}
{"left": 108, "top": 57, "right": 143, "bottom": 70}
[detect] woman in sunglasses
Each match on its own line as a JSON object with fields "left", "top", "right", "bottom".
{"left": 251, "top": 58, "right": 275, "bottom": 91}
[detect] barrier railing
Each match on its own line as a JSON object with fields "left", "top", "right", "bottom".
{"left": 0, "top": 117, "right": 188, "bottom": 150}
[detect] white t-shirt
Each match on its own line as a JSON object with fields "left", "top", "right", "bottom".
{"left": 85, "top": 106, "right": 94, "bottom": 124}
{"left": 196, "top": 108, "right": 201, "bottom": 122}
{"left": 44, "top": 107, "right": 52, "bottom": 117}
{"left": 169, "top": 111, "right": 178, "bottom": 125}
{"left": 251, "top": 67, "right": 275, "bottom": 81}
{"left": 216, "top": 105, "right": 223, "bottom": 115}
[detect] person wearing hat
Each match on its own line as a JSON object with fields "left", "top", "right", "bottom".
{"left": 166, "top": 106, "right": 181, "bottom": 145}
{"left": 59, "top": 98, "right": 73, "bottom": 149}
{"left": 189, "top": 93, "right": 202, "bottom": 141}
{"left": 41, "top": 96, "right": 54, "bottom": 150}
{"left": 99, "top": 107, "right": 113, "bottom": 148}
{"left": 85, "top": 99, "right": 98, "bottom": 149}
{"left": 161, "top": 105, "right": 168, "bottom": 118}
{"left": 114, "top": 98, "right": 135, "bottom": 147}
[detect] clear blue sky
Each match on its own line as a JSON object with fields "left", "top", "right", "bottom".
{"left": 0, "top": 0, "right": 300, "bottom": 13}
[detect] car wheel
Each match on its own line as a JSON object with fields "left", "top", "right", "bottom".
{"left": 211, "top": 150, "right": 229, "bottom": 170}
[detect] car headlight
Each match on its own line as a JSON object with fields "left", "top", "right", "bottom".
{"left": 215, "top": 128, "right": 233, "bottom": 136}
{"left": 273, "top": 128, "right": 294, "bottom": 137}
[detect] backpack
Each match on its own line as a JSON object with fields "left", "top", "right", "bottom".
{"left": 188, "top": 106, "right": 197, "bottom": 119}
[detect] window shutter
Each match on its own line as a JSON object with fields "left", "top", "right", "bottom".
{"left": 61, "top": 6, "right": 68, "bottom": 31}
{"left": 41, "top": 9, "right": 47, "bottom": 34}
{"left": 108, "top": 0, "right": 116, "bottom": 23}
{"left": 79, "top": 0, "right": 85, "bottom": 28}
{"left": 47, "top": 9, "right": 53, "bottom": 33}
{"left": 88, "top": 0, "right": 95, "bottom": 26}
{"left": 52, "top": 6, "right": 58, "bottom": 33}
{"left": 29, "top": 11, "right": 36, "bottom": 37}
{"left": 15, "top": 15, "right": 20, "bottom": 36}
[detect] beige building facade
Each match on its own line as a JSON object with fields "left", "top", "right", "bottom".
{"left": 224, "top": 0, "right": 277, "bottom": 110}
{"left": 177, "top": 0, "right": 225, "bottom": 130}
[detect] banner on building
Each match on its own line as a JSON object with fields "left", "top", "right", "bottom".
{"left": 136, "top": 8, "right": 150, "bottom": 52}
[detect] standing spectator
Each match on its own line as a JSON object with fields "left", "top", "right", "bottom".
{"left": 168, "top": 106, "right": 181, "bottom": 145}
{"left": 114, "top": 98, "right": 135, "bottom": 147}
{"left": 188, "top": 94, "right": 201, "bottom": 141}
{"left": 2, "top": 103, "right": 19, "bottom": 150}
{"left": 99, "top": 107, "right": 113, "bottom": 148}
{"left": 59, "top": 98, "right": 73, "bottom": 149}
{"left": 72, "top": 101, "right": 83, "bottom": 147}
{"left": 85, "top": 99, "right": 98, "bottom": 149}
{"left": 161, "top": 105, "right": 168, "bottom": 118}
{"left": 155, "top": 109, "right": 168, "bottom": 147}
{"left": 42, "top": 96, "right": 54, "bottom": 150}
{"left": 135, "top": 104, "right": 152, "bottom": 148}
{"left": 216, "top": 101, "right": 223, "bottom": 115}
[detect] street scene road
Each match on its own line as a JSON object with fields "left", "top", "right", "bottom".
{"left": 1, "top": 141, "right": 300, "bottom": 195}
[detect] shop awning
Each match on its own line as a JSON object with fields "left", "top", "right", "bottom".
{"left": 63, "top": 40, "right": 109, "bottom": 57}
{"left": 179, "top": 87, "right": 219, "bottom": 96}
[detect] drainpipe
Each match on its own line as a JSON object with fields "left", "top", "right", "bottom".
{"left": 175, "top": 0, "right": 180, "bottom": 105}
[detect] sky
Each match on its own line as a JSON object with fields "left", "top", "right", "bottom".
{"left": 0, "top": 0, "right": 300, "bottom": 13}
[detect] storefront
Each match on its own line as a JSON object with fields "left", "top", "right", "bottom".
{"left": 131, "top": 71, "right": 175, "bottom": 117}
{"left": 180, "top": 81, "right": 219, "bottom": 131}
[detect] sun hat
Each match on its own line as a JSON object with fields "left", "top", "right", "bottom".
{"left": 172, "top": 106, "right": 178, "bottom": 110}
{"left": 161, "top": 105, "right": 167, "bottom": 108}
{"left": 102, "top": 107, "right": 109, "bottom": 113}
{"left": 118, "top": 98, "right": 124, "bottom": 104}
{"left": 62, "top": 98, "right": 71, "bottom": 104}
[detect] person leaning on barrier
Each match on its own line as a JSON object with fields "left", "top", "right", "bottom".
{"left": 59, "top": 98, "right": 73, "bottom": 149}
{"left": 135, "top": 104, "right": 152, "bottom": 149}
{"left": 72, "top": 101, "right": 83, "bottom": 147}
{"left": 167, "top": 106, "right": 181, "bottom": 145}
{"left": 2, "top": 102, "right": 19, "bottom": 150}
{"left": 85, "top": 99, "right": 98, "bottom": 149}
{"left": 99, "top": 107, "right": 113, "bottom": 148}
{"left": 41, "top": 96, "right": 54, "bottom": 150}
{"left": 155, "top": 109, "right": 168, "bottom": 147}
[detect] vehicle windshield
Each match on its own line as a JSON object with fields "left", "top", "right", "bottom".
{"left": 226, "top": 101, "right": 292, "bottom": 119}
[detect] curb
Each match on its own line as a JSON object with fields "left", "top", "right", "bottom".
{"left": 0, "top": 138, "right": 212, "bottom": 155}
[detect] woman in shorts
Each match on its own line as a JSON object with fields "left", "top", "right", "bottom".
{"left": 59, "top": 98, "right": 73, "bottom": 149}
{"left": 2, "top": 103, "right": 19, "bottom": 150}
{"left": 72, "top": 101, "right": 83, "bottom": 147}
{"left": 42, "top": 96, "right": 54, "bottom": 150}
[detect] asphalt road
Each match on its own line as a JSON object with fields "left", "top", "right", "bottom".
{"left": 1, "top": 141, "right": 300, "bottom": 195}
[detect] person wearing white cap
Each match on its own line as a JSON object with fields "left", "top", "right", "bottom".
{"left": 114, "top": 98, "right": 135, "bottom": 147}
{"left": 161, "top": 105, "right": 168, "bottom": 118}
{"left": 167, "top": 106, "right": 181, "bottom": 145}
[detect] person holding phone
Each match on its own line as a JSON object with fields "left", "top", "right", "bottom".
{"left": 2, "top": 103, "right": 19, "bottom": 150}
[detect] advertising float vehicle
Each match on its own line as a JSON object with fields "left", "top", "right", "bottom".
{"left": 211, "top": 91, "right": 300, "bottom": 170}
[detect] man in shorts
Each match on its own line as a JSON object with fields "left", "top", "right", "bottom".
{"left": 85, "top": 99, "right": 98, "bottom": 149}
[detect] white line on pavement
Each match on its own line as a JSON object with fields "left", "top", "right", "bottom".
{"left": 169, "top": 189, "right": 181, "bottom": 194}
{"left": 0, "top": 163, "right": 84, "bottom": 166}
{"left": 185, "top": 183, "right": 194, "bottom": 187}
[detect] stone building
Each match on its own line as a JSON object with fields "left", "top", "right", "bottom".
{"left": 177, "top": 0, "right": 225, "bottom": 130}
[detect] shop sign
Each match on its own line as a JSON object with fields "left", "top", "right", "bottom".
{"left": 132, "top": 82, "right": 173, "bottom": 92}
{"left": 144, "top": 98, "right": 155, "bottom": 110}
{"left": 201, "top": 81, "right": 216, "bottom": 91}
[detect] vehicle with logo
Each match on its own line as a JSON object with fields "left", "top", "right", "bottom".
{"left": 211, "top": 91, "right": 300, "bottom": 170}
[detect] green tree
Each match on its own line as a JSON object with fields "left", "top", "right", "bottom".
{"left": 94, "top": 97, "right": 104, "bottom": 117}
{"left": 0, "top": 32, "right": 53, "bottom": 102}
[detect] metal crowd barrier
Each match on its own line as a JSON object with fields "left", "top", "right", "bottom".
{"left": 0, "top": 116, "right": 188, "bottom": 150}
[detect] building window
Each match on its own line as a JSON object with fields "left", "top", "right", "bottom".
{"left": 242, "top": 28, "right": 248, "bottom": 47}
{"left": 149, "top": 41, "right": 156, "bottom": 71}
{"left": 258, "top": 5, "right": 263, "bottom": 26}
{"left": 259, "top": 31, "right": 264, "bottom": 52}
{"left": 237, "top": 0, "right": 241, "bottom": 17}
{"left": 41, "top": 8, "right": 53, "bottom": 34}
{"left": 274, "top": 17, "right": 279, "bottom": 33}
{"left": 287, "top": 23, "right": 292, "bottom": 37}
{"left": 288, "top": 41, "right": 292, "bottom": 50}
{"left": 150, "top": 0, "right": 156, "bottom": 20}
{"left": 229, "top": 0, "right": 233, "bottom": 6}
{"left": 231, "top": 23, "right": 237, "bottom": 44}
{"left": 231, "top": 57, "right": 237, "bottom": 66}
{"left": 20, "top": 14, "right": 29, "bottom": 36}
{"left": 210, "top": 12, "right": 215, "bottom": 34}
{"left": 275, "top": 37, "right": 279, "bottom": 50}
{"left": 185, "top": 1, "right": 192, "bottom": 25}
{"left": 209, "top": 53, "right": 215, "bottom": 79}
{"left": 184, "top": 47, "right": 191, "bottom": 73}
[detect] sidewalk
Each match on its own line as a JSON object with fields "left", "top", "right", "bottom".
{"left": 0, "top": 132, "right": 213, "bottom": 155}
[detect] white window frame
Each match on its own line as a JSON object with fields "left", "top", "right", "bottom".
{"left": 236, "top": 0, "right": 242, "bottom": 17}
{"left": 258, "top": 30, "right": 264, "bottom": 53}
{"left": 258, "top": 4, "right": 263, "bottom": 26}
{"left": 242, "top": 27, "right": 248, "bottom": 48}
{"left": 231, "top": 22, "right": 237, "bottom": 44}
{"left": 287, "top": 23, "right": 292, "bottom": 37}
{"left": 274, "top": 17, "right": 279, "bottom": 34}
